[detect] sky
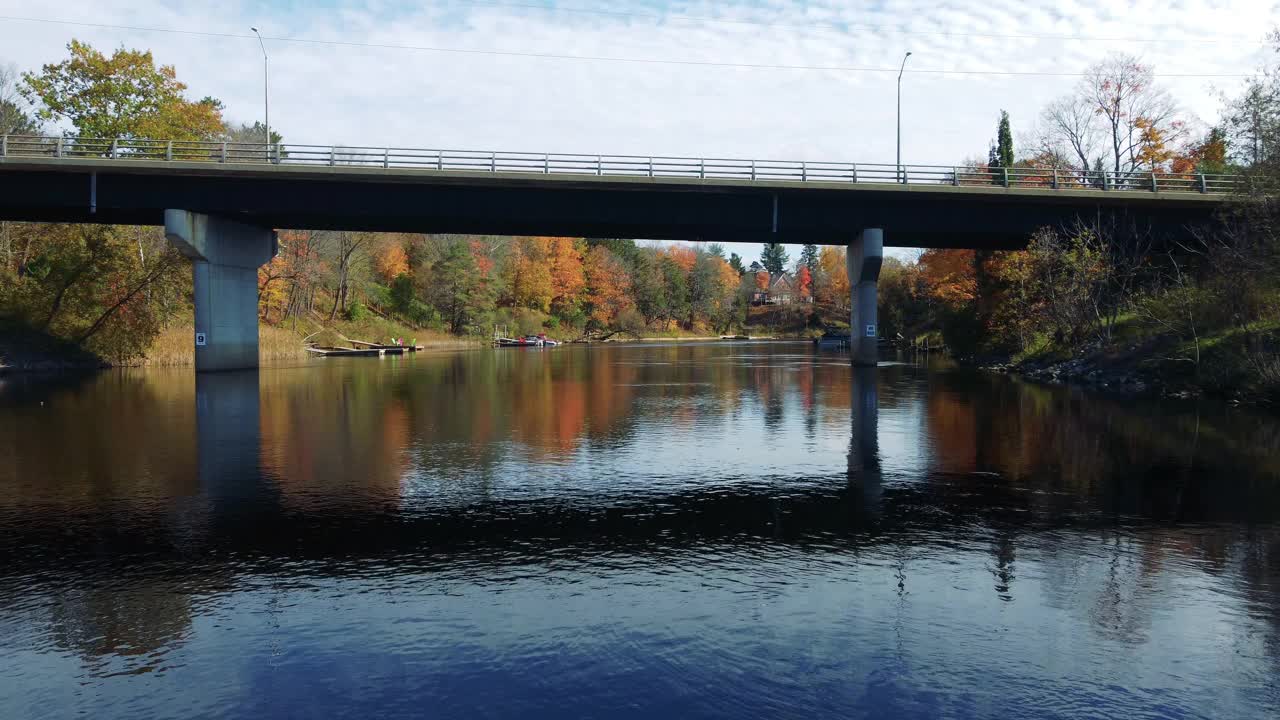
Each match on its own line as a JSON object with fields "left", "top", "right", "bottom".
{"left": 1, "top": 0, "right": 1276, "bottom": 263}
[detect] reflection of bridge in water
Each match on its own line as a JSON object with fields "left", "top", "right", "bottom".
{"left": 4, "top": 365, "right": 1275, "bottom": 579}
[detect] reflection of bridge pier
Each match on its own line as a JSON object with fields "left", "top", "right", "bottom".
{"left": 196, "top": 370, "right": 275, "bottom": 510}
{"left": 848, "top": 366, "right": 882, "bottom": 506}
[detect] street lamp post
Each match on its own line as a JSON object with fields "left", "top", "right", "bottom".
{"left": 251, "top": 27, "right": 270, "bottom": 160}
{"left": 897, "top": 51, "right": 911, "bottom": 183}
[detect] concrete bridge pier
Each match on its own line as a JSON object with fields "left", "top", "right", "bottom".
{"left": 164, "top": 210, "right": 277, "bottom": 372}
{"left": 847, "top": 228, "right": 884, "bottom": 366}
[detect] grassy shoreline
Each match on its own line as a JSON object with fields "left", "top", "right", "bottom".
{"left": 0, "top": 319, "right": 482, "bottom": 374}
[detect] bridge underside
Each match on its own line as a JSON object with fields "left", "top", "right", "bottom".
{"left": 0, "top": 162, "right": 1223, "bottom": 249}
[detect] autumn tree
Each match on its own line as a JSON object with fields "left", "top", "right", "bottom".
{"left": 22, "top": 40, "right": 224, "bottom": 141}
{"left": 665, "top": 244, "right": 698, "bottom": 273}
{"left": 878, "top": 257, "right": 929, "bottom": 343}
{"left": 1035, "top": 54, "right": 1186, "bottom": 177}
{"left": 918, "top": 249, "right": 982, "bottom": 354}
{"left": 815, "top": 246, "right": 849, "bottom": 310}
{"left": 689, "top": 250, "right": 740, "bottom": 332}
{"left": 504, "top": 236, "right": 554, "bottom": 312}
{"left": 546, "top": 236, "right": 586, "bottom": 320}
{"left": 1085, "top": 54, "right": 1186, "bottom": 174}
{"left": 373, "top": 238, "right": 410, "bottom": 282}
{"left": 583, "top": 245, "right": 634, "bottom": 329}
{"left": 795, "top": 265, "right": 812, "bottom": 299}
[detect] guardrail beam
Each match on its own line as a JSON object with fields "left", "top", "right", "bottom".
{"left": 0, "top": 134, "right": 1243, "bottom": 195}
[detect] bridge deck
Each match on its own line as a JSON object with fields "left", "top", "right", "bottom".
{"left": 0, "top": 135, "right": 1236, "bottom": 247}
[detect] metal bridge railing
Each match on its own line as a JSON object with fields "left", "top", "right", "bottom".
{"left": 0, "top": 134, "right": 1244, "bottom": 195}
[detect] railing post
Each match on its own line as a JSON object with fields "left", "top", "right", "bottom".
{"left": 56, "top": 137, "right": 63, "bottom": 158}
{"left": 544, "top": 154, "right": 549, "bottom": 174}
{"left": 491, "top": 151, "right": 496, "bottom": 172}
{"left": 953, "top": 166, "right": 960, "bottom": 186}
{"left": 801, "top": 161, "right": 807, "bottom": 182}
{"left": 1199, "top": 173, "right": 1207, "bottom": 193}
{"left": 1151, "top": 171, "right": 1158, "bottom": 192}
{"left": 750, "top": 159, "right": 756, "bottom": 181}
{"left": 221, "top": 142, "right": 228, "bottom": 163}
{"left": 111, "top": 139, "right": 118, "bottom": 159}
{"left": 699, "top": 158, "right": 705, "bottom": 179}
{"left": 596, "top": 155, "right": 602, "bottom": 176}
{"left": 383, "top": 148, "right": 389, "bottom": 169}
{"left": 437, "top": 151, "right": 443, "bottom": 171}
{"left": 648, "top": 157, "right": 654, "bottom": 177}
{"left": 0, "top": 135, "right": 6, "bottom": 157}
{"left": 329, "top": 147, "right": 336, "bottom": 166}
{"left": 1103, "top": 172, "right": 1110, "bottom": 191}
{"left": 851, "top": 163, "right": 858, "bottom": 183}
{"left": 166, "top": 140, "right": 173, "bottom": 161}
{"left": 1002, "top": 167, "right": 1009, "bottom": 188}
{"left": 1052, "top": 168, "right": 1058, "bottom": 189}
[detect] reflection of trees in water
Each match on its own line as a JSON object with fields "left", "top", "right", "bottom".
{"left": 7, "top": 347, "right": 1280, "bottom": 678}
{"left": 48, "top": 580, "right": 193, "bottom": 674}
{"left": 0, "top": 369, "right": 199, "bottom": 508}
{"left": 922, "top": 372, "right": 1280, "bottom": 522}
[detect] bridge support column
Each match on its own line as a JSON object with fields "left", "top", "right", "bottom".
{"left": 847, "top": 228, "right": 884, "bottom": 366}
{"left": 164, "top": 210, "right": 277, "bottom": 372}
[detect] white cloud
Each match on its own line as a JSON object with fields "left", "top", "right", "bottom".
{"left": 0, "top": 0, "right": 1275, "bottom": 261}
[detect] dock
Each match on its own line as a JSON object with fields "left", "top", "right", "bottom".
{"left": 349, "top": 340, "right": 425, "bottom": 353}
{"left": 305, "top": 338, "right": 426, "bottom": 357}
{"left": 306, "top": 346, "right": 386, "bottom": 357}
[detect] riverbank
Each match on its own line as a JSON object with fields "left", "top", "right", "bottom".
{"left": 0, "top": 318, "right": 480, "bottom": 374}
{"left": 0, "top": 321, "right": 108, "bottom": 374}
{"left": 980, "top": 325, "right": 1280, "bottom": 407}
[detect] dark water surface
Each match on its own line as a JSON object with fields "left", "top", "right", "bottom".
{"left": 2, "top": 342, "right": 1279, "bottom": 719}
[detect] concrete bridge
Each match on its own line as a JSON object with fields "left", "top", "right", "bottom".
{"left": 0, "top": 135, "right": 1238, "bottom": 369}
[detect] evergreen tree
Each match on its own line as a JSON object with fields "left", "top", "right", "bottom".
{"left": 428, "top": 241, "right": 494, "bottom": 334}
{"left": 995, "top": 110, "right": 1014, "bottom": 168}
{"left": 989, "top": 110, "right": 1014, "bottom": 186}
{"left": 760, "top": 243, "right": 789, "bottom": 275}
{"left": 799, "top": 244, "right": 820, "bottom": 275}
{"left": 728, "top": 252, "right": 745, "bottom": 276}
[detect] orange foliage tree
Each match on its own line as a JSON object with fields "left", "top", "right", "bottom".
{"left": 796, "top": 265, "right": 812, "bottom": 298}
{"left": 665, "top": 245, "right": 698, "bottom": 273}
{"left": 547, "top": 237, "right": 586, "bottom": 316}
{"left": 504, "top": 237, "right": 555, "bottom": 312}
{"left": 584, "top": 246, "right": 634, "bottom": 327}
{"left": 816, "top": 246, "right": 849, "bottom": 309}
{"left": 918, "top": 249, "right": 978, "bottom": 309}
{"left": 755, "top": 270, "right": 770, "bottom": 291}
{"left": 373, "top": 241, "right": 409, "bottom": 282}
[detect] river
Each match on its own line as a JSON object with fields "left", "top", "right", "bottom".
{"left": 1, "top": 341, "right": 1277, "bottom": 718}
